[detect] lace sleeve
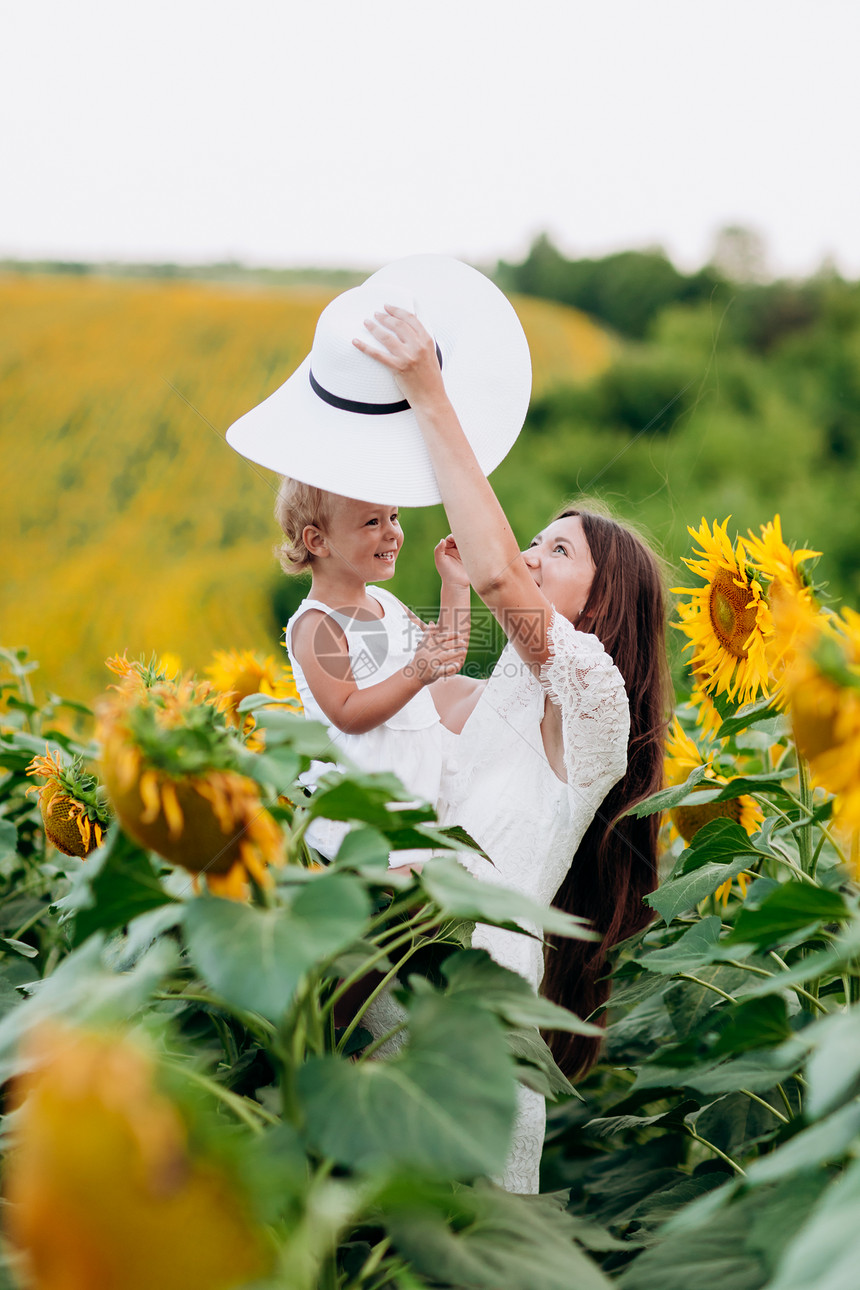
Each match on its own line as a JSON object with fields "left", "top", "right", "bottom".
{"left": 539, "top": 611, "right": 630, "bottom": 802}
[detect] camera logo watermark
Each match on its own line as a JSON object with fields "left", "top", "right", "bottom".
{"left": 306, "top": 605, "right": 550, "bottom": 682}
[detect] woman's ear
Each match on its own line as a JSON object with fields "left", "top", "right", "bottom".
{"left": 302, "top": 525, "right": 328, "bottom": 559}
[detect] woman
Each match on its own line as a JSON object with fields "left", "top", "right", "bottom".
{"left": 355, "top": 306, "right": 670, "bottom": 1193}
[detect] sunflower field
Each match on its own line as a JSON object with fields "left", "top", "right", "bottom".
{"left": 1, "top": 504, "right": 860, "bottom": 1290}
{"left": 0, "top": 273, "right": 612, "bottom": 706}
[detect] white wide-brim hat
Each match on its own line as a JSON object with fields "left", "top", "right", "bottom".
{"left": 225, "top": 254, "right": 531, "bottom": 506}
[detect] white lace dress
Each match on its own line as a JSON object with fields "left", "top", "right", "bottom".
{"left": 364, "top": 611, "right": 630, "bottom": 1192}
{"left": 438, "top": 610, "right": 630, "bottom": 1192}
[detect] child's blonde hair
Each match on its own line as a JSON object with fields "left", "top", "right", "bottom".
{"left": 274, "top": 477, "right": 334, "bottom": 574}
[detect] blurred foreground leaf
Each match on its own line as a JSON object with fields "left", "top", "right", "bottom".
{"left": 0, "top": 937, "right": 177, "bottom": 1081}
{"left": 59, "top": 826, "right": 178, "bottom": 946}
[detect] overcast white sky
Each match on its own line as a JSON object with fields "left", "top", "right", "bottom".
{"left": 4, "top": 0, "right": 859, "bottom": 277}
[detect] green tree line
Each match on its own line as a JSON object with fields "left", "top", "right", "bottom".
{"left": 367, "top": 233, "right": 859, "bottom": 681}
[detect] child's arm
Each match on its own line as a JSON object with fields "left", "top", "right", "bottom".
{"left": 426, "top": 534, "right": 483, "bottom": 732}
{"left": 435, "top": 535, "right": 471, "bottom": 656}
{"left": 290, "top": 609, "right": 467, "bottom": 736}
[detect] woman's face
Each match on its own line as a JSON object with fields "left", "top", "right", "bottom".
{"left": 522, "top": 515, "right": 595, "bottom": 624}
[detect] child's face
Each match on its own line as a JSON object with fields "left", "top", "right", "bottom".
{"left": 320, "top": 496, "right": 404, "bottom": 582}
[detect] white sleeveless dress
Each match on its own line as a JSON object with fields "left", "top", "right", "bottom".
{"left": 366, "top": 609, "right": 630, "bottom": 1192}
{"left": 284, "top": 584, "right": 444, "bottom": 859}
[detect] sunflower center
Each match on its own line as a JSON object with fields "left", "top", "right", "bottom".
{"left": 709, "top": 569, "right": 757, "bottom": 659}
{"left": 671, "top": 797, "right": 743, "bottom": 844}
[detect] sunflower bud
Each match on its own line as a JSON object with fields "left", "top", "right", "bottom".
{"left": 25, "top": 749, "right": 109, "bottom": 858}
{"left": 97, "top": 678, "right": 285, "bottom": 899}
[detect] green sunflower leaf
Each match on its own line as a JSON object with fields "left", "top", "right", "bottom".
{"left": 717, "top": 696, "right": 783, "bottom": 740}
{"left": 297, "top": 993, "right": 517, "bottom": 1179}
{"left": 183, "top": 871, "right": 371, "bottom": 1022}
{"left": 420, "top": 857, "right": 596, "bottom": 940}
{"left": 442, "top": 949, "right": 602, "bottom": 1034}
{"left": 722, "top": 881, "right": 851, "bottom": 950}
{"left": 625, "top": 764, "right": 710, "bottom": 818}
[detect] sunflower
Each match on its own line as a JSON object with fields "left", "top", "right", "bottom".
{"left": 25, "top": 748, "right": 110, "bottom": 858}
{"left": 744, "top": 515, "right": 820, "bottom": 597}
{"left": 673, "top": 518, "right": 773, "bottom": 707}
{"left": 665, "top": 718, "right": 761, "bottom": 902}
{"left": 687, "top": 653, "right": 723, "bottom": 740}
{"left": 782, "top": 606, "right": 860, "bottom": 842}
{"left": 106, "top": 652, "right": 183, "bottom": 691}
{"left": 203, "top": 649, "right": 301, "bottom": 750}
{"left": 97, "top": 677, "right": 285, "bottom": 900}
{"left": 744, "top": 515, "right": 822, "bottom": 682}
{"left": 4, "top": 1022, "right": 270, "bottom": 1290}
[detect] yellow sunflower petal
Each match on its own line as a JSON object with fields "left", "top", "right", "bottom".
{"left": 159, "top": 780, "right": 185, "bottom": 841}
{"left": 206, "top": 863, "right": 249, "bottom": 902}
{"left": 138, "top": 771, "right": 163, "bottom": 826}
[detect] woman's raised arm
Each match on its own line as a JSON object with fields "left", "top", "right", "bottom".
{"left": 353, "top": 307, "right": 556, "bottom": 671}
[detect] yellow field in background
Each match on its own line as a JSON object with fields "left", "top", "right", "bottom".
{"left": 1, "top": 274, "right": 611, "bottom": 705}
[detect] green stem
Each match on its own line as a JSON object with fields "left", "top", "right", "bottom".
{"left": 357, "top": 1022, "right": 407, "bottom": 1060}
{"left": 337, "top": 934, "right": 437, "bottom": 1055}
{"left": 767, "top": 951, "right": 828, "bottom": 1013}
{"left": 10, "top": 903, "right": 49, "bottom": 942}
{"left": 364, "top": 894, "right": 435, "bottom": 934}
{"left": 755, "top": 778, "right": 847, "bottom": 869}
{"left": 721, "top": 958, "right": 772, "bottom": 977}
{"left": 356, "top": 1238, "right": 392, "bottom": 1285}
{"left": 684, "top": 1126, "right": 746, "bottom": 1176}
{"left": 676, "top": 973, "right": 738, "bottom": 1004}
{"left": 279, "top": 1003, "right": 309, "bottom": 1126}
{"left": 739, "top": 1088, "right": 790, "bottom": 1125}
{"left": 287, "top": 810, "right": 312, "bottom": 858}
{"left": 723, "top": 957, "right": 829, "bottom": 1014}
{"left": 754, "top": 781, "right": 848, "bottom": 866}
{"left": 322, "top": 914, "right": 444, "bottom": 1016}
{"left": 768, "top": 846, "right": 818, "bottom": 884}
{"left": 153, "top": 990, "right": 276, "bottom": 1043}
{"left": 796, "top": 756, "right": 814, "bottom": 874}
{"left": 301, "top": 977, "right": 326, "bottom": 1058}
{"left": 746, "top": 815, "right": 818, "bottom": 884}
{"left": 166, "top": 1062, "right": 278, "bottom": 1131}
{"left": 777, "top": 1083, "right": 794, "bottom": 1118}
{"left": 1, "top": 647, "right": 37, "bottom": 733}
{"left": 318, "top": 1255, "right": 339, "bottom": 1290}
{"left": 209, "top": 1011, "right": 239, "bottom": 1066}
{"left": 367, "top": 1268, "right": 411, "bottom": 1290}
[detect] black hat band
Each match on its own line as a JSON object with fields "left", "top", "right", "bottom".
{"left": 309, "top": 343, "right": 442, "bottom": 415}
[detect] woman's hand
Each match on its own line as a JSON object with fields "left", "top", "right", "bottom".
{"left": 353, "top": 306, "right": 445, "bottom": 410}
{"left": 434, "top": 535, "right": 470, "bottom": 589}
{"left": 408, "top": 621, "right": 468, "bottom": 685}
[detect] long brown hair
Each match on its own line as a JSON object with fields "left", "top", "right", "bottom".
{"left": 542, "top": 504, "right": 670, "bottom": 1078}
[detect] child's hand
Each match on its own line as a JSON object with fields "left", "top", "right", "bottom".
{"left": 409, "top": 622, "right": 468, "bottom": 685}
{"left": 434, "top": 535, "right": 470, "bottom": 589}
{"left": 353, "top": 306, "right": 446, "bottom": 411}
